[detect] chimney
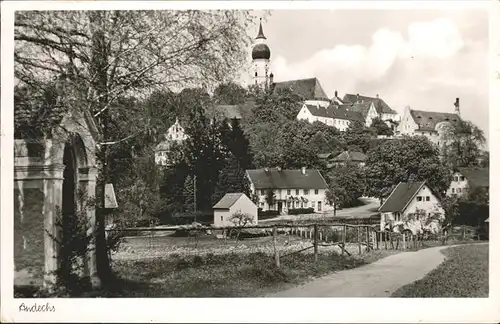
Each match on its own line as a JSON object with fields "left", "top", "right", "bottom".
{"left": 301, "top": 167, "right": 306, "bottom": 175}
{"left": 376, "top": 94, "right": 379, "bottom": 99}
{"left": 454, "top": 97, "right": 460, "bottom": 116}
{"left": 334, "top": 90, "right": 338, "bottom": 98}
{"left": 269, "top": 72, "right": 274, "bottom": 85}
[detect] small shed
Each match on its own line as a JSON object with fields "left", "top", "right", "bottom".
{"left": 212, "top": 193, "right": 258, "bottom": 227}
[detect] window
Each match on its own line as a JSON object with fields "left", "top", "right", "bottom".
{"left": 221, "top": 216, "right": 223, "bottom": 222}
{"left": 287, "top": 201, "right": 291, "bottom": 208}
{"left": 260, "top": 202, "right": 264, "bottom": 208}
{"left": 452, "top": 188, "right": 455, "bottom": 193}
{"left": 301, "top": 201, "right": 304, "bottom": 208}
{"left": 261, "top": 189, "right": 265, "bottom": 196}
{"left": 417, "top": 196, "right": 422, "bottom": 202}
{"left": 287, "top": 189, "right": 291, "bottom": 195}
{"left": 426, "top": 196, "right": 430, "bottom": 201}
{"left": 454, "top": 176, "right": 459, "bottom": 182}
{"left": 457, "top": 188, "right": 462, "bottom": 193}
{"left": 304, "top": 189, "right": 309, "bottom": 195}
{"left": 312, "top": 201, "right": 316, "bottom": 208}
{"left": 459, "top": 176, "right": 465, "bottom": 182}
{"left": 296, "top": 189, "right": 300, "bottom": 195}
{"left": 315, "top": 189, "right": 319, "bottom": 195}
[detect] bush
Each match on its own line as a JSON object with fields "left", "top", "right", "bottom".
{"left": 161, "top": 211, "right": 213, "bottom": 225}
{"left": 288, "top": 208, "right": 315, "bottom": 215}
{"left": 258, "top": 208, "right": 280, "bottom": 218}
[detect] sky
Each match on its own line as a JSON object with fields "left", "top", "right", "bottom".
{"left": 240, "top": 9, "right": 489, "bottom": 146}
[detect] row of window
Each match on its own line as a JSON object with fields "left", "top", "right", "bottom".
{"left": 416, "top": 196, "right": 431, "bottom": 202}
{"left": 453, "top": 176, "right": 465, "bottom": 182}
{"left": 451, "top": 188, "right": 463, "bottom": 194}
{"left": 261, "top": 200, "right": 323, "bottom": 210}
{"left": 312, "top": 117, "right": 350, "bottom": 127}
{"left": 260, "top": 189, "right": 319, "bottom": 196}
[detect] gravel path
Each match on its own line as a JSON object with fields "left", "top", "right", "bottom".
{"left": 266, "top": 245, "right": 451, "bottom": 297}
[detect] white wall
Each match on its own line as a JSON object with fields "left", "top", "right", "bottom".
{"left": 251, "top": 187, "right": 332, "bottom": 213}
{"left": 446, "top": 172, "right": 469, "bottom": 197}
{"left": 398, "top": 107, "right": 418, "bottom": 135}
{"left": 213, "top": 195, "right": 258, "bottom": 227}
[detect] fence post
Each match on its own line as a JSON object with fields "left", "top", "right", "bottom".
{"left": 273, "top": 226, "right": 280, "bottom": 268}
{"left": 365, "top": 227, "right": 370, "bottom": 252}
{"left": 342, "top": 225, "right": 346, "bottom": 256}
{"left": 314, "top": 224, "right": 319, "bottom": 262}
{"left": 402, "top": 233, "right": 406, "bottom": 250}
{"left": 384, "top": 232, "right": 387, "bottom": 250}
{"left": 357, "top": 226, "right": 361, "bottom": 255}
{"left": 376, "top": 232, "right": 379, "bottom": 250}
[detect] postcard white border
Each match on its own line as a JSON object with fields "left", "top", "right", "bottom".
{"left": 2, "top": 1, "right": 499, "bottom": 323}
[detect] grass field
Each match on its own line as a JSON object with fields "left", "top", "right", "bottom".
{"left": 392, "top": 244, "right": 489, "bottom": 297}
{"left": 100, "top": 248, "right": 398, "bottom": 297}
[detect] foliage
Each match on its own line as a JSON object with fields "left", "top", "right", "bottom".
{"left": 364, "top": 136, "right": 451, "bottom": 199}
{"left": 15, "top": 10, "right": 257, "bottom": 282}
{"left": 342, "top": 119, "right": 375, "bottom": 153}
{"left": 440, "top": 119, "right": 486, "bottom": 169}
{"left": 211, "top": 153, "right": 251, "bottom": 205}
{"left": 288, "top": 208, "right": 315, "bottom": 215}
{"left": 392, "top": 244, "right": 488, "bottom": 297}
{"left": 265, "top": 189, "right": 276, "bottom": 208}
{"left": 369, "top": 117, "right": 394, "bottom": 136}
{"left": 258, "top": 209, "right": 280, "bottom": 217}
{"left": 325, "top": 164, "right": 365, "bottom": 208}
{"left": 213, "top": 82, "right": 248, "bottom": 105}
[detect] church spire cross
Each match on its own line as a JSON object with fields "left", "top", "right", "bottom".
{"left": 256, "top": 18, "right": 267, "bottom": 40}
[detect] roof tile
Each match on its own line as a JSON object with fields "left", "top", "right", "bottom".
{"left": 246, "top": 168, "right": 328, "bottom": 190}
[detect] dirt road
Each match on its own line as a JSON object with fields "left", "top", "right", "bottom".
{"left": 266, "top": 245, "right": 450, "bottom": 297}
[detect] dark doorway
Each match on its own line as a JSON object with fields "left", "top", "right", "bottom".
{"left": 60, "top": 141, "right": 77, "bottom": 274}
{"left": 277, "top": 202, "right": 283, "bottom": 214}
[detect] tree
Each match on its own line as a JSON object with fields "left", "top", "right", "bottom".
{"left": 213, "top": 82, "right": 248, "bottom": 105}
{"left": 265, "top": 189, "right": 276, "bottom": 209}
{"left": 343, "top": 120, "right": 375, "bottom": 153}
{"left": 325, "top": 164, "right": 365, "bottom": 208}
{"left": 369, "top": 117, "right": 394, "bottom": 136}
{"left": 211, "top": 154, "right": 251, "bottom": 205}
{"left": 183, "top": 175, "right": 196, "bottom": 213}
{"left": 364, "top": 136, "right": 451, "bottom": 200}
{"left": 441, "top": 119, "right": 486, "bottom": 168}
{"left": 15, "top": 10, "right": 256, "bottom": 285}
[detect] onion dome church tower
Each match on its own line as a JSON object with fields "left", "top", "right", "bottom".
{"left": 252, "top": 18, "right": 273, "bottom": 88}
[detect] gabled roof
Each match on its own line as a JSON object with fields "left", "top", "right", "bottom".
{"left": 409, "top": 109, "right": 460, "bottom": 132}
{"left": 456, "top": 167, "right": 489, "bottom": 188}
{"left": 379, "top": 181, "right": 427, "bottom": 213}
{"left": 331, "top": 151, "right": 367, "bottom": 163}
{"left": 273, "top": 78, "right": 329, "bottom": 101}
{"left": 338, "top": 102, "right": 373, "bottom": 119}
{"left": 213, "top": 193, "right": 246, "bottom": 209}
{"left": 304, "top": 104, "right": 364, "bottom": 122}
{"left": 342, "top": 94, "right": 397, "bottom": 115}
{"left": 213, "top": 104, "right": 242, "bottom": 120}
{"left": 246, "top": 168, "right": 328, "bottom": 190}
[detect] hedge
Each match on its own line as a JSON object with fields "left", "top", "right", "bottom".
{"left": 288, "top": 208, "right": 315, "bottom": 215}
{"left": 161, "top": 211, "right": 213, "bottom": 225}
{"left": 258, "top": 208, "right": 280, "bottom": 217}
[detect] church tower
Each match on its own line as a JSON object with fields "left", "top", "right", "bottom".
{"left": 251, "top": 19, "right": 272, "bottom": 88}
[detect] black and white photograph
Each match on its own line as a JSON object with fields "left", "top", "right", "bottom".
{"left": 1, "top": 0, "right": 499, "bottom": 322}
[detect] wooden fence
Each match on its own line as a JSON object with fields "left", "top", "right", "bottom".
{"left": 108, "top": 223, "right": 478, "bottom": 268}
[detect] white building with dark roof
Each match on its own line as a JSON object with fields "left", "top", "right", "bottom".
{"left": 447, "top": 167, "right": 489, "bottom": 197}
{"left": 398, "top": 98, "right": 462, "bottom": 146}
{"left": 342, "top": 93, "right": 400, "bottom": 128}
{"left": 296, "top": 103, "right": 364, "bottom": 131}
{"left": 154, "top": 118, "right": 189, "bottom": 166}
{"left": 213, "top": 193, "right": 258, "bottom": 227}
{"left": 246, "top": 167, "right": 331, "bottom": 214}
{"left": 379, "top": 181, "right": 445, "bottom": 235}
